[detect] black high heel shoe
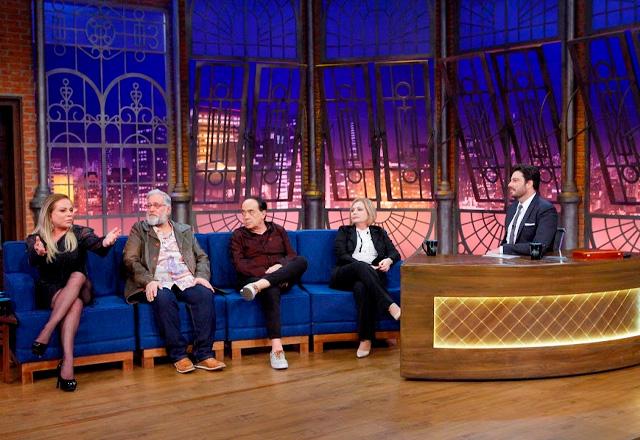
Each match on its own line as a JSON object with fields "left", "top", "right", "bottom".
{"left": 56, "top": 361, "right": 77, "bottom": 392}
{"left": 31, "top": 341, "right": 48, "bottom": 357}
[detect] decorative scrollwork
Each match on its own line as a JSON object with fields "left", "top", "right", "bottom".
{"left": 195, "top": 210, "right": 300, "bottom": 233}
{"left": 44, "top": 1, "right": 170, "bottom": 234}
{"left": 458, "top": 0, "right": 559, "bottom": 51}
{"left": 589, "top": 215, "right": 640, "bottom": 252}
{"left": 458, "top": 210, "right": 505, "bottom": 255}
{"left": 323, "top": 0, "right": 431, "bottom": 59}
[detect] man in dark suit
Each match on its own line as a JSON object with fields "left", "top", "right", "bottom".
{"left": 488, "top": 164, "right": 558, "bottom": 256}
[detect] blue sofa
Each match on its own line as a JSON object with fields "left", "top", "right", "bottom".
{"left": 3, "top": 241, "right": 136, "bottom": 384}
{"left": 2, "top": 228, "right": 402, "bottom": 381}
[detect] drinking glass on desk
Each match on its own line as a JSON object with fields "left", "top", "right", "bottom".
{"left": 422, "top": 239, "right": 438, "bottom": 256}
{"left": 529, "top": 242, "right": 543, "bottom": 260}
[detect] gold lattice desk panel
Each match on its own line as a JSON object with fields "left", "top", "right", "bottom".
{"left": 433, "top": 288, "right": 640, "bottom": 349}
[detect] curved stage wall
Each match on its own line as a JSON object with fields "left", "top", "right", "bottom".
{"left": 400, "top": 254, "right": 640, "bottom": 380}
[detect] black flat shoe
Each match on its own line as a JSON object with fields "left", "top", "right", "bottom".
{"left": 56, "top": 361, "right": 77, "bottom": 392}
{"left": 31, "top": 341, "right": 48, "bottom": 357}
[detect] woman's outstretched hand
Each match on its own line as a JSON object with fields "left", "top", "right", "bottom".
{"left": 102, "top": 227, "right": 122, "bottom": 247}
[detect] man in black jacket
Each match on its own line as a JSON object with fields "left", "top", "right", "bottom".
{"left": 488, "top": 164, "right": 558, "bottom": 256}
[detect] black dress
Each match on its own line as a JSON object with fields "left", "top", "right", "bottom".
{"left": 26, "top": 225, "right": 110, "bottom": 309}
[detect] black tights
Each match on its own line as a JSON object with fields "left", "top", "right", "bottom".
{"left": 36, "top": 271, "right": 88, "bottom": 379}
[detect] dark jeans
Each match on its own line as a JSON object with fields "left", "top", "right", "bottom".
{"left": 237, "top": 256, "right": 308, "bottom": 339}
{"left": 330, "top": 261, "right": 394, "bottom": 341}
{"left": 149, "top": 284, "right": 216, "bottom": 363}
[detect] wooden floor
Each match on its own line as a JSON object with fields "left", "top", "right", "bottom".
{"left": 2, "top": 344, "right": 640, "bottom": 439}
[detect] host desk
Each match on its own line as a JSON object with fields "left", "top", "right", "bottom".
{"left": 400, "top": 254, "right": 640, "bottom": 380}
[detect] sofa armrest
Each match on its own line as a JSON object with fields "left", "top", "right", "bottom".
{"left": 5, "top": 272, "right": 36, "bottom": 311}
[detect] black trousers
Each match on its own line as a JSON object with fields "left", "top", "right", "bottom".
{"left": 330, "top": 261, "right": 394, "bottom": 341}
{"left": 238, "top": 256, "right": 308, "bottom": 339}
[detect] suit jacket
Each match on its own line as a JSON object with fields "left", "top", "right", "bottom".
{"left": 501, "top": 193, "right": 558, "bottom": 256}
{"left": 333, "top": 225, "right": 401, "bottom": 268}
{"left": 122, "top": 220, "right": 210, "bottom": 303}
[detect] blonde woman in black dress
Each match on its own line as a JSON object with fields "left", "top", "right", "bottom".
{"left": 27, "top": 193, "right": 120, "bottom": 390}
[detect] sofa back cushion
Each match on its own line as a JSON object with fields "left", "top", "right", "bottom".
{"left": 86, "top": 246, "right": 117, "bottom": 297}
{"left": 208, "top": 232, "right": 237, "bottom": 288}
{"left": 296, "top": 229, "right": 338, "bottom": 284}
{"left": 113, "top": 236, "right": 129, "bottom": 295}
{"left": 2, "top": 241, "right": 38, "bottom": 277}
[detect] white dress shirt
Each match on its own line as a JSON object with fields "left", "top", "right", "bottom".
{"left": 352, "top": 227, "right": 378, "bottom": 264}
{"left": 502, "top": 192, "right": 536, "bottom": 252}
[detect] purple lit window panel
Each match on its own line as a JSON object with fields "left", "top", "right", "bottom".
{"left": 491, "top": 46, "right": 562, "bottom": 202}
{"left": 323, "top": 0, "right": 431, "bottom": 60}
{"left": 590, "top": 216, "right": 640, "bottom": 252}
{"left": 326, "top": 209, "right": 434, "bottom": 259}
{"left": 192, "top": 63, "right": 245, "bottom": 207}
{"left": 191, "top": 0, "right": 298, "bottom": 60}
{"left": 250, "top": 66, "right": 302, "bottom": 205}
{"left": 155, "top": 149, "right": 168, "bottom": 182}
{"left": 74, "top": 148, "right": 103, "bottom": 216}
{"left": 586, "top": 36, "right": 640, "bottom": 211}
{"left": 457, "top": 211, "right": 505, "bottom": 255}
{"left": 322, "top": 65, "right": 376, "bottom": 205}
{"left": 458, "top": 0, "right": 558, "bottom": 52}
{"left": 453, "top": 57, "right": 507, "bottom": 209}
{"left": 87, "top": 218, "right": 103, "bottom": 236}
{"left": 195, "top": 211, "right": 300, "bottom": 233}
{"left": 137, "top": 148, "right": 153, "bottom": 183}
{"left": 591, "top": 0, "right": 640, "bottom": 31}
{"left": 377, "top": 62, "right": 434, "bottom": 202}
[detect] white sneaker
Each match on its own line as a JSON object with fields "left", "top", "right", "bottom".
{"left": 240, "top": 283, "right": 258, "bottom": 301}
{"left": 270, "top": 351, "right": 288, "bottom": 370}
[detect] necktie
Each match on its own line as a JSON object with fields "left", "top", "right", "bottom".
{"left": 508, "top": 204, "right": 523, "bottom": 244}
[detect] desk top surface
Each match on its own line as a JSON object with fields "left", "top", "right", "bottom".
{"left": 403, "top": 252, "right": 638, "bottom": 268}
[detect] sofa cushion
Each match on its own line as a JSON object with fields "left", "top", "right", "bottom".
{"left": 13, "top": 296, "right": 135, "bottom": 363}
{"left": 86, "top": 246, "right": 117, "bottom": 297}
{"left": 2, "top": 241, "right": 38, "bottom": 277}
{"left": 296, "top": 230, "right": 337, "bottom": 284}
{"left": 4, "top": 273, "right": 35, "bottom": 312}
{"left": 225, "top": 286, "right": 310, "bottom": 340}
{"left": 208, "top": 232, "right": 237, "bottom": 288}
{"left": 113, "top": 236, "right": 128, "bottom": 295}
{"left": 135, "top": 293, "right": 226, "bottom": 350}
{"left": 304, "top": 283, "right": 400, "bottom": 335}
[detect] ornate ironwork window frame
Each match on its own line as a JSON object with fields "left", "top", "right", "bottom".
{"left": 187, "top": 0, "right": 305, "bottom": 232}
{"left": 42, "top": 0, "right": 173, "bottom": 235}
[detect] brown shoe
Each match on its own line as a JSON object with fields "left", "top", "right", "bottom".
{"left": 174, "top": 357, "right": 196, "bottom": 374}
{"left": 195, "top": 357, "right": 226, "bottom": 371}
